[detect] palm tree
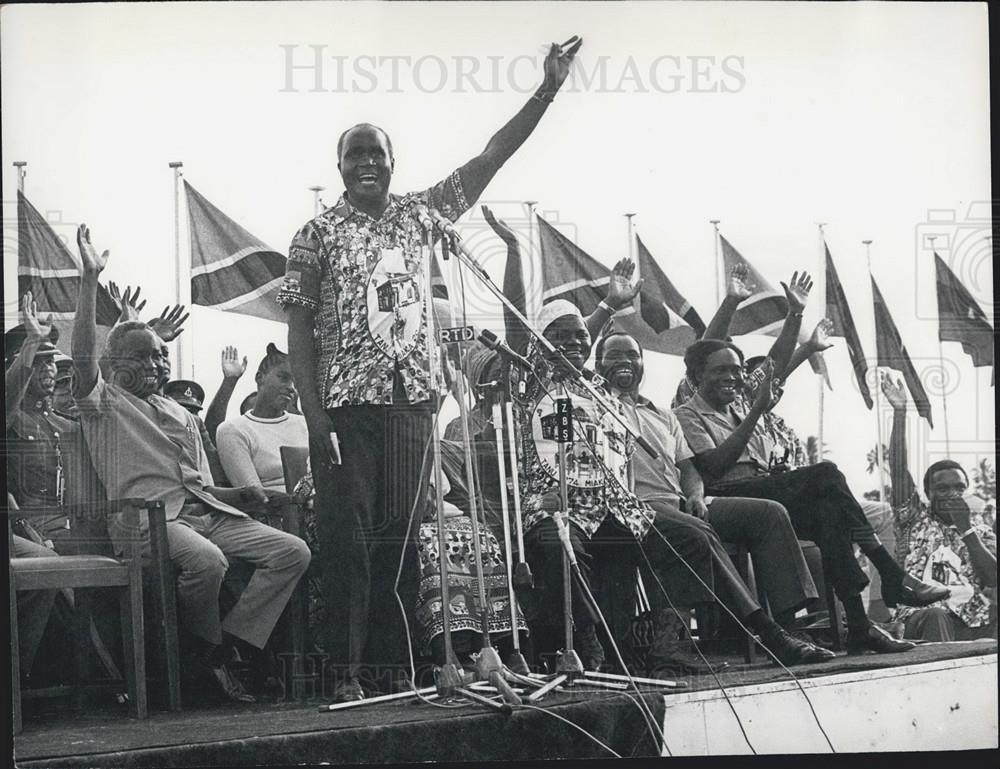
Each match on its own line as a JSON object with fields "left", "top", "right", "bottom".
{"left": 804, "top": 435, "right": 826, "bottom": 465}
{"left": 865, "top": 443, "right": 891, "bottom": 476}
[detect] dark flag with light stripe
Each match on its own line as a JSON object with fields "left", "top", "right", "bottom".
{"left": 185, "top": 182, "right": 287, "bottom": 322}
{"left": 871, "top": 277, "right": 933, "bottom": 426}
{"left": 934, "top": 253, "right": 994, "bottom": 372}
{"left": 537, "top": 215, "right": 698, "bottom": 355}
{"left": 635, "top": 235, "right": 705, "bottom": 337}
{"left": 825, "top": 243, "right": 873, "bottom": 408}
{"left": 17, "top": 190, "right": 118, "bottom": 350}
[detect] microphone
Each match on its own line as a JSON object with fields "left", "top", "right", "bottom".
{"left": 429, "top": 208, "right": 459, "bottom": 238}
{"left": 413, "top": 204, "right": 434, "bottom": 232}
{"left": 479, "top": 329, "right": 533, "bottom": 371}
{"left": 552, "top": 512, "right": 578, "bottom": 567}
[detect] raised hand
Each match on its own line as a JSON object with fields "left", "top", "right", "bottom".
{"left": 752, "top": 358, "right": 780, "bottom": 411}
{"left": 20, "top": 291, "right": 54, "bottom": 344}
{"left": 482, "top": 205, "right": 518, "bottom": 245}
{"left": 606, "top": 258, "right": 643, "bottom": 311}
{"left": 727, "top": 263, "right": 753, "bottom": 300}
{"left": 880, "top": 372, "right": 907, "bottom": 410}
{"left": 149, "top": 305, "right": 189, "bottom": 342}
{"left": 542, "top": 35, "right": 583, "bottom": 92}
{"left": 108, "top": 282, "right": 147, "bottom": 323}
{"left": 76, "top": 224, "right": 109, "bottom": 273}
{"left": 781, "top": 271, "right": 813, "bottom": 314}
{"left": 221, "top": 345, "right": 248, "bottom": 380}
{"left": 808, "top": 318, "right": 835, "bottom": 351}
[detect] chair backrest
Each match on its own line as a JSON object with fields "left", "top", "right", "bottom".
{"left": 280, "top": 446, "right": 311, "bottom": 494}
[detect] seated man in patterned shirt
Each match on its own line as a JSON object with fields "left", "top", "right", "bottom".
{"left": 882, "top": 375, "right": 996, "bottom": 641}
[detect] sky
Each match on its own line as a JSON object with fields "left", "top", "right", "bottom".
{"left": 2, "top": 1, "right": 993, "bottom": 497}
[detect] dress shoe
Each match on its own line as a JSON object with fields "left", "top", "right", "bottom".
{"left": 377, "top": 670, "right": 415, "bottom": 695}
{"left": 882, "top": 575, "right": 951, "bottom": 609}
{"left": 332, "top": 677, "right": 365, "bottom": 703}
{"left": 206, "top": 662, "right": 257, "bottom": 703}
{"left": 762, "top": 628, "right": 836, "bottom": 666}
{"left": 846, "top": 622, "right": 916, "bottom": 655}
{"left": 647, "top": 642, "right": 727, "bottom": 677}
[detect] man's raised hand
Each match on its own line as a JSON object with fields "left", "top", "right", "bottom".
{"left": 752, "top": 358, "right": 780, "bottom": 411}
{"left": 76, "top": 224, "right": 109, "bottom": 273}
{"left": 542, "top": 36, "right": 583, "bottom": 92}
{"left": 20, "top": 291, "right": 54, "bottom": 344}
{"left": 149, "top": 305, "right": 189, "bottom": 342}
{"left": 880, "top": 372, "right": 907, "bottom": 410}
{"left": 781, "top": 271, "right": 813, "bottom": 314}
{"left": 482, "top": 205, "right": 518, "bottom": 245}
{"left": 221, "top": 345, "right": 248, "bottom": 380}
{"left": 727, "top": 264, "right": 753, "bottom": 300}
{"left": 808, "top": 318, "right": 835, "bottom": 352}
{"left": 109, "top": 282, "right": 147, "bottom": 323}
{"left": 606, "top": 258, "right": 643, "bottom": 311}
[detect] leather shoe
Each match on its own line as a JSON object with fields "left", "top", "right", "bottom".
{"left": 206, "top": 662, "right": 256, "bottom": 703}
{"left": 762, "top": 628, "right": 836, "bottom": 666}
{"left": 846, "top": 622, "right": 916, "bottom": 655}
{"left": 647, "top": 643, "right": 728, "bottom": 677}
{"left": 882, "top": 575, "right": 951, "bottom": 609}
{"left": 332, "top": 677, "right": 365, "bottom": 703}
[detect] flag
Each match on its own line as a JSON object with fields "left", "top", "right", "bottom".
{"left": 635, "top": 235, "right": 705, "bottom": 337}
{"left": 825, "top": 243, "right": 873, "bottom": 408}
{"left": 185, "top": 181, "right": 287, "bottom": 323}
{"left": 17, "top": 190, "right": 118, "bottom": 351}
{"left": 536, "top": 215, "right": 697, "bottom": 355}
{"left": 934, "top": 253, "right": 994, "bottom": 370}
{"left": 871, "top": 277, "right": 933, "bottom": 426}
{"left": 720, "top": 233, "right": 829, "bottom": 383}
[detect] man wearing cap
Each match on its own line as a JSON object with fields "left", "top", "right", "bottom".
{"left": 279, "top": 38, "right": 583, "bottom": 701}
{"left": 164, "top": 379, "right": 228, "bottom": 486}
{"left": 71, "top": 225, "right": 311, "bottom": 704}
{"left": 882, "top": 375, "right": 996, "bottom": 641}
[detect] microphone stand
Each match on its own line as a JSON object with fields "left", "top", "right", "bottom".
{"left": 435, "top": 220, "right": 681, "bottom": 695}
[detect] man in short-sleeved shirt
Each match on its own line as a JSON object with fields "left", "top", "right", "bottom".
{"left": 280, "top": 37, "right": 583, "bottom": 701}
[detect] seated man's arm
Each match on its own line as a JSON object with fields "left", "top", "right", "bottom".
{"left": 882, "top": 375, "right": 916, "bottom": 507}
{"left": 964, "top": 530, "right": 997, "bottom": 588}
{"left": 584, "top": 258, "right": 641, "bottom": 342}
{"left": 72, "top": 225, "right": 109, "bottom": 399}
{"left": 764, "top": 272, "right": 812, "bottom": 378}
{"left": 703, "top": 264, "right": 753, "bottom": 341}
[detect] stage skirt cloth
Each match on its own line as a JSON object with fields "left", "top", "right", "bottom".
{"left": 415, "top": 516, "right": 528, "bottom": 654}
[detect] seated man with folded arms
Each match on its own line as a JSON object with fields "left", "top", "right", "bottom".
{"left": 882, "top": 375, "right": 996, "bottom": 641}
{"left": 71, "top": 224, "right": 311, "bottom": 703}
{"left": 674, "top": 333, "right": 947, "bottom": 655}
{"left": 596, "top": 330, "right": 833, "bottom": 669}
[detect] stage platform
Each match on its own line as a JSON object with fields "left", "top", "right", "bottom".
{"left": 12, "top": 640, "right": 997, "bottom": 765}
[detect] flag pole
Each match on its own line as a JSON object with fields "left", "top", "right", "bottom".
{"left": 816, "top": 222, "right": 827, "bottom": 461}
{"left": 309, "top": 185, "right": 325, "bottom": 217}
{"left": 710, "top": 220, "right": 721, "bottom": 307}
{"left": 168, "top": 161, "right": 187, "bottom": 379}
{"left": 928, "top": 236, "right": 951, "bottom": 454}
{"left": 864, "top": 239, "right": 885, "bottom": 503}
{"left": 625, "top": 213, "right": 638, "bottom": 319}
{"left": 13, "top": 161, "right": 27, "bottom": 193}
{"left": 524, "top": 201, "right": 538, "bottom": 322}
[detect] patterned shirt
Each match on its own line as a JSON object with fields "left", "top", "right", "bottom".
{"left": 893, "top": 494, "right": 997, "bottom": 629}
{"left": 276, "top": 172, "right": 470, "bottom": 408}
{"left": 517, "top": 366, "right": 653, "bottom": 542}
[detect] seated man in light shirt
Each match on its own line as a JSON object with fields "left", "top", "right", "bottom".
{"left": 595, "top": 330, "right": 833, "bottom": 668}
{"left": 71, "top": 224, "right": 310, "bottom": 704}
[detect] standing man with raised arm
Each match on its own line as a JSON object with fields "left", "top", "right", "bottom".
{"left": 278, "top": 37, "right": 583, "bottom": 702}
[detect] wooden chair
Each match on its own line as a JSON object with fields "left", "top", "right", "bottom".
{"left": 9, "top": 498, "right": 172, "bottom": 734}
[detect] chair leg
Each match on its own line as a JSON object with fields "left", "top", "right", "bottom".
{"left": 826, "top": 582, "right": 843, "bottom": 651}
{"left": 120, "top": 581, "right": 148, "bottom": 720}
{"left": 72, "top": 590, "right": 91, "bottom": 711}
{"left": 11, "top": 572, "right": 23, "bottom": 736}
{"left": 741, "top": 548, "right": 758, "bottom": 664}
{"left": 151, "top": 551, "right": 182, "bottom": 711}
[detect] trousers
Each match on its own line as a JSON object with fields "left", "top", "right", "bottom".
{"left": 903, "top": 606, "right": 997, "bottom": 642}
{"left": 312, "top": 404, "right": 433, "bottom": 682}
{"left": 708, "top": 462, "right": 874, "bottom": 600}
